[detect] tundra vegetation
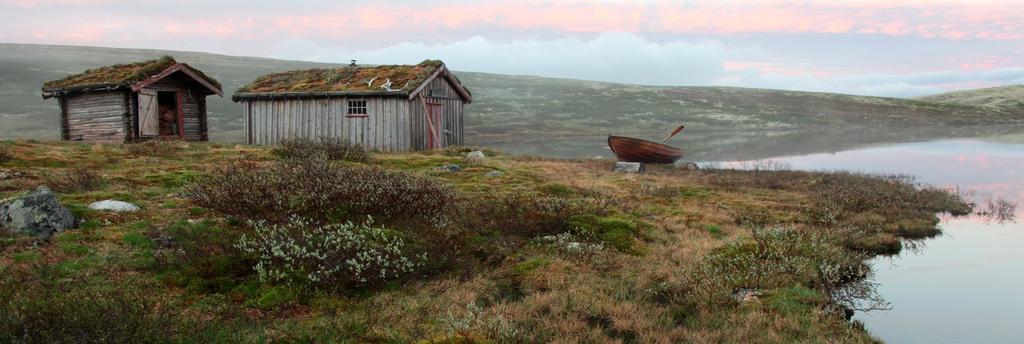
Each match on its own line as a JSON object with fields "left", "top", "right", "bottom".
{"left": 0, "top": 139, "right": 969, "bottom": 343}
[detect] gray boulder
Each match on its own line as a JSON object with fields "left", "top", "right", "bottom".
{"left": 464, "top": 151, "right": 486, "bottom": 166}
{"left": 1, "top": 186, "right": 76, "bottom": 239}
{"left": 484, "top": 170, "right": 505, "bottom": 178}
{"left": 434, "top": 164, "right": 463, "bottom": 173}
{"left": 88, "top": 200, "right": 140, "bottom": 213}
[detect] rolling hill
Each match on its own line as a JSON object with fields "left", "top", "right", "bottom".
{"left": 1, "top": 43, "right": 1022, "bottom": 159}
{"left": 919, "top": 84, "right": 1024, "bottom": 113}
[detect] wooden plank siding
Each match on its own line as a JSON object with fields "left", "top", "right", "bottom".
{"left": 242, "top": 97, "right": 413, "bottom": 151}
{"left": 63, "top": 92, "right": 127, "bottom": 143}
{"left": 145, "top": 78, "right": 206, "bottom": 141}
{"left": 407, "top": 76, "right": 466, "bottom": 150}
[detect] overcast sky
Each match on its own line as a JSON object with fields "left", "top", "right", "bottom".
{"left": 2, "top": 0, "right": 1023, "bottom": 97}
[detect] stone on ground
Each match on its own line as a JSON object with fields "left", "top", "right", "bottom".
{"left": 613, "top": 162, "right": 644, "bottom": 173}
{"left": 465, "top": 151, "right": 486, "bottom": 165}
{"left": 434, "top": 164, "right": 463, "bottom": 173}
{"left": 0, "top": 186, "right": 76, "bottom": 239}
{"left": 88, "top": 200, "right": 140, "bottom": 213}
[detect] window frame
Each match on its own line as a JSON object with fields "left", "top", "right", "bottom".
{"left": 346, "top": 99, "right": 368, "bottom": 118}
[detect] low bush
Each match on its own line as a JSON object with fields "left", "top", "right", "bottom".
{"left": 237, "top": 216, "right": 424, "bottom": 288}
{"left": 0, "top": 143, "right": 12, "bottom": 164}
{"left": 0, "top": 280, "right": 178, "bottom": 343}
{"left": 186, "top": 159, "right": 455, "bottom": 231}
{"left": 44, "top": 167, "right": 104, "bottom": 192}
{"left": 566, "top": 214, "right": 644, "bottom": 254}
{"left": 125, "top": 140, "right": 178, "bottom": 157}
{"left": 684, "top": 227, "right": 875, "bottom": 310}
{"left": 152, "top": 221, "right": 253, "bottom": 294}
{"left": 272, "top": 137, "right": 370, "bottom": 162}
{"left": 458, "top": 191, "right": 620, "bottom": 238}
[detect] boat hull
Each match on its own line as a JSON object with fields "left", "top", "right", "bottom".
{"left": 608, "top": 135, "right": 685, "bottom": 164}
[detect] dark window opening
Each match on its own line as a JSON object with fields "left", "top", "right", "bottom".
{"left": 347, "top": 100, "right": 367, "bottom": 116}
{"left": 157, "top": 91, "right": 180, "bottom": 136}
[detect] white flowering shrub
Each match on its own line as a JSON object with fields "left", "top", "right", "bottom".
{"left": 535, "top": 232, "right": 605, "bottom": 255}
{"left": 236, "top": 216, "right": 425, "bottom": 287}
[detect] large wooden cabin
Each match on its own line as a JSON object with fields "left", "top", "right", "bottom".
{"left": 232, "top": 60, "right": 472, "bottom": 151}
{"left": 41, "top": 56, "right": 223, "bottom": 143}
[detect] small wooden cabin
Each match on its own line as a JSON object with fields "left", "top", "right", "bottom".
{"left": 232, "top": 60, "right": 472, "bottom": 151}
{"left": 41, "top": 56, "right": 223, "bottom": 143}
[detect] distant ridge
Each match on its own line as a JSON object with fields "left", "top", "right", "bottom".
{"left": 919, "top": 85, "right": 1024, "bottom": 113}
{"left": 1, "top": 43, "right": 1022, "bottom": 143}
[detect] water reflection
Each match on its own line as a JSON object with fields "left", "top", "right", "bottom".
{"left": 472, "top": 125, "right": 1024, "bottom": 162}
{"left": 481, "top": 127, "right": 1024, "bottom": 342}
{"left": 711, "top": 138, "right": 1023, "bottom": 344}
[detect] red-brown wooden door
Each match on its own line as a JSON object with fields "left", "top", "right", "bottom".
{"left": 427, "top": 103, "right": 443, "bottom": 149}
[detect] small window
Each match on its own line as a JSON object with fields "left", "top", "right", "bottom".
{"left": 429, "top": 89, "right": 448, "bottom": 98}
{"left": 347, "top": 100, "right": 367, "bottom": 116}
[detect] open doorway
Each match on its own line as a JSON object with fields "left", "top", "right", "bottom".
{"left": 157, "top": 91, "right": 180, "bottom": 137}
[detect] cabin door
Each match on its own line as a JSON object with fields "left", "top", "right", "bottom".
{"left": 347, "top": 116, "right": 368, "bottom": 147}
{"left": 138, "top": 89, "right": 160, "bottom": 137}
{"left": 427, "top": 103, "right": 443, "bottom": 149}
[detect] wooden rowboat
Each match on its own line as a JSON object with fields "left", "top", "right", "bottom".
{"left": 608, "top": 135, "right": 685, "bottom": 164}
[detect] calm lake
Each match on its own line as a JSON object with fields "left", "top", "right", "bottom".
{"left": 718, "top": 138, "right": 1024, "bottom": 344}
{"left": 481, "top": 131, "right": 1024, "bottom": 343}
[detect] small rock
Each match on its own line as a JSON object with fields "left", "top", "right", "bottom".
{"left": 434, "top": 164, "right": 462, "bottom": 173}
{"left": 592, "top": 155, "right": 605, "bottom": 160}
{"left": 0, "top": 186, "right": 76, "bottom": 239}
{"left": 731, "top": 288, "right": 760, "bottom": 303}
{"left": 88, "top": 200, "right": 140, "bottom": 213}
{"left": 824, "top": 304, "right": 855, "bottom": 320}
{"left": 677, "top": 162, "right": 700, "bottom": 170}
{"left": 613, "top": 162, "right": 644, "bottom": 173}
{"left": 0, "top": 169, "right": 25, "bottom": 180}
{"left": 464, "top": 151, "right": 486, "bottom": 166}
{"left": 484, "top": 170, "right": 504, "bottom": 177}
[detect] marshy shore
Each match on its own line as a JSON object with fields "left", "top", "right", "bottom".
{"left": 0, "top": 140, "right": 969, "bottom": 343}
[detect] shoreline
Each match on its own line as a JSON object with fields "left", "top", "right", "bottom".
{"left": 1, "top": 140, "right": 970, "bottom": 342}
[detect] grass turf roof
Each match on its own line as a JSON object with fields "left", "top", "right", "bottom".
{"left": 236, "top": 60, "right": 444, "bottom": 94}
{"left": 42, "top": 56, "right": 222, "bottom": 92}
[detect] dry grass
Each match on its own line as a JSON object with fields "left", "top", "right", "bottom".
{"left": 237, "top": 60, "right": 443, "bottom": 93}
{"left": 124, "top": 140, "right": 180, "bottom": 157}
{"left": 42, "top": 56, "right": 221, "bottom": 92}
{"left": 0, "top": 141, "right": 968, "bottom": 343}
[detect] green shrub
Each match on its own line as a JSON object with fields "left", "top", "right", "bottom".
{"left": 704, "top": 224, "right": 725, "bottom": 239}
{"left": 458, "top": 191, "right": 619, "bottom": 238}
{"left": 567, "top": 215, "right": 643, "bottom": 253}
{"left": 0, "top": 282, "right": 178, "bottom": 343}
{"left": 152, "top": 221, "right": 253, "bottom": 294}
{"left": 246, "top": 285, "right": 300, "bottom": 310}
{"left": 186, "top": 159, "right": 455, "bottom": 231}
{"left": 236, "top": 217, "right": 424, "bottom": 288}
{"left": 272, "top": 137, "right": 370, "bottom": 163}
{"left": 685, "top": 227, "right": 871, "bottom": 309}
{"left": 44, "top": 167, "right": 104, "bottom": 192}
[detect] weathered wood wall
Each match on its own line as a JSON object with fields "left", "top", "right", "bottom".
{"left": 408, "top": 76, "right": 466, "bottom": 150}
{"left": 243, "top": 97, "right": 413, "bottom": 151}
{"left": 145, "top": 77, "right": 207, "bottom": 141}
{"left": 63, "top": 92, "right": 127, "bottom": 143}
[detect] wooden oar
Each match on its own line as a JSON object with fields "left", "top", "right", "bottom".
{"left": 662, "top": 124, "right": 686, "bottom": 143}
